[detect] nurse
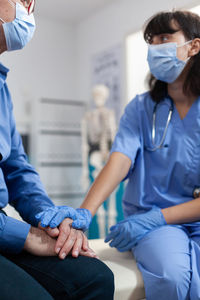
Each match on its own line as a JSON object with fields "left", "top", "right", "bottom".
{"left": 49, "top": 9, "right": 200, "bottom": 300}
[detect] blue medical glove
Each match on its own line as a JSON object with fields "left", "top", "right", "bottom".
{"left": 105, "top": 206, "right": 166, "bottom": 252}
{"left": 35, "top": 206, "right": 77, "bottom": 228}
{"left": 72, "top": 208, "right": 92, "bottom": 232}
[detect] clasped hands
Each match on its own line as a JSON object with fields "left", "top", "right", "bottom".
{"left": 31, "top": 206, "right": 93, "bottom": 260}
{"left": 31, "top": 205, "right": 167, "bottom": 258}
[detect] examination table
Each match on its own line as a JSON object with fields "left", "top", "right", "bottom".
{"left": 89, "top": 239, "right": 145, "bottom": 300}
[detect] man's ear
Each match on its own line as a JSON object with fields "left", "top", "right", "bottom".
{"left": 188, "top": 38, "right": 200, "bottom": 57}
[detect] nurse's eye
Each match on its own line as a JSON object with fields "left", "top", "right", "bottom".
{"left": 160, "top": 35, "right": 169, "bottom": 42}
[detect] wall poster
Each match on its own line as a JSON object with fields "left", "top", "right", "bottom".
{"left": 91, "top": 44, "right": 122, "bottom": 123}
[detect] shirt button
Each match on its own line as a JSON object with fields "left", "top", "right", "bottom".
{"left": 193, "top": 187, "right": 200, "bottom": 199}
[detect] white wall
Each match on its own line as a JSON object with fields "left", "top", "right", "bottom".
{"left": 75, "top": 0, "right": 200, "bottom": 109}
{"left": 1, "top": 0, "right": 199, "bottom": 131}
{"left": 1, "top": 16, "right": 76, "bottom": 133}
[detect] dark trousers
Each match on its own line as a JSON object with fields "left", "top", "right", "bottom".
{"left": 1, "top": 251, "right": 114, "bottom": 300}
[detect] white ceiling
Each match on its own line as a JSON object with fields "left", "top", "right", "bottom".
{"left": 35, "top": 0, "right": 115, "bottom": 24}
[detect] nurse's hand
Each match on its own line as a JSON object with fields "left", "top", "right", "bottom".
{"left": 71, "top": 208, "right": 92, "bottom": 232}
{"left": 105, "top": 206, "right": 166, "bottom": 252}
{"left": 35, "top": 206, "right": 78, "bottom": 229}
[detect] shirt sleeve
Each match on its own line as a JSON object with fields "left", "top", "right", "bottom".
{"left": 0, "top": 213, "right": 30, "bottom": 254}
{"left": 110, "top": 96, "right": 141, "bottom": 178}
{"left": 1, "top": 100, "right": 54, "bottom": 228}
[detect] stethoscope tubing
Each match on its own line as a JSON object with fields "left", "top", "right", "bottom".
{"left": 144, "top": 98, "right": 200, "bottom": 199}
{"left": 146, "top": 99, "right": 174, "bottom": 151}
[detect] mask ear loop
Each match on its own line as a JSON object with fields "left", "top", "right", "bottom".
{"left": 0, "top": 17, "right": 6, "bottom": 23}
{"left": 177, "top": 40, "right": 193, "bottom": 48}
{"left": 3, "top": 0, "right": 16, "bottom": 23}
{"left": 7, "top": 0, "right": 15, "bottom": 7}
{"left": 176, "top": 40, "right": 193, "bottom": 63}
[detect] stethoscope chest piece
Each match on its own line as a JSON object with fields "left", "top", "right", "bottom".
{"left": 193, "top": 187, "right": 200, "bottom": 199}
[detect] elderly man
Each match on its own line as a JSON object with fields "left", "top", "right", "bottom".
{"left": 0, "top": 0, "right": 114, "bottom": 299}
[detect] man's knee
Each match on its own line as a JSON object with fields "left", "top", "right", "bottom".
{"left": 73, "top": 257, "right": 114, "bottom": 299}
{"left": 92, "top": 263, "right": 114, "bottom": 295}
{"left": 50, "top": 256, "right": 114, "bottom": 299}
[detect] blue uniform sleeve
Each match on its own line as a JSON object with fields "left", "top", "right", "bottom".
{"left": 0, "top": 213, "right": 30, "bottom": 254}
{"left": 1, "top": 102, "right": 54, "bottom": 228}
{"left": 110, "top": 96, "right": 141, "bottom": 178}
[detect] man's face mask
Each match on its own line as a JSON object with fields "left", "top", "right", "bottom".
{"left": 0, "top": 0, "right": 36, "bottom": 51}
{"left": 147, "top": 40, "right": 192, "bottom": 83}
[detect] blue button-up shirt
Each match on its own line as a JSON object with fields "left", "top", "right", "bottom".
{"left": 111, "top": 91, "right": 200, "bottom": 221}
{"left": 0, "top": 63, "right": 54, "bottom": 254}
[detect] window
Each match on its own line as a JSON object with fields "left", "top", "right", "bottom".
{"left": 126, "top": 30, "right": 148, "bottom": 103}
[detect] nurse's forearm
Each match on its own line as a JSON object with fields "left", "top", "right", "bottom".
{"left": 162, "top": 198, "right": 200, "bottom": 224}
{"left": 80, "top": 152, "right": 131, "bottom": 216}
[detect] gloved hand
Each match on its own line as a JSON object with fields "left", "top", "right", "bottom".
{"left": 105, "top": 206, "right": 166, "bottom": 252}
{"left": 35, "top": 206, "right": 77, "bottom": 228}
{"left": 72, "top": 208, "right": 92, "bottom": 232}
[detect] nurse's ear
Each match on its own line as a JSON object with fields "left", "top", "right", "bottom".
{"left": 188, "top": 38, "right": 200, "bottom": 57}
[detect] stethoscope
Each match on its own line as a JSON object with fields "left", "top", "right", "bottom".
{"left": 146, "top": 99, "right": 174, "bottom": 151}
{"left": 146, "top": 98, "right": 200, "bottom": 199}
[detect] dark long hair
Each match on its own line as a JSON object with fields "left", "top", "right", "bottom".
{"left": 143, "top": 11, "right": 200, "bottom": 102}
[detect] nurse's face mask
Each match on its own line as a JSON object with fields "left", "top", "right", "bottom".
{"left": 147, "top": 39, "right": 192, "bottom": 83}
{"left": 0, "top": 0, "right": 36, "bottom": 51}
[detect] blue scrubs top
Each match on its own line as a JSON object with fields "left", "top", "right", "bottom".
{"left": 111, "top": 91, "right": 200, "bottom": 218}
{"left": 0, "top": 63, "right": 54, "bottom": 254}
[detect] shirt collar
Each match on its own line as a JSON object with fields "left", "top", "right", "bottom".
{"left": 160, "top": 95, "right": 174, "bottom": 110}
